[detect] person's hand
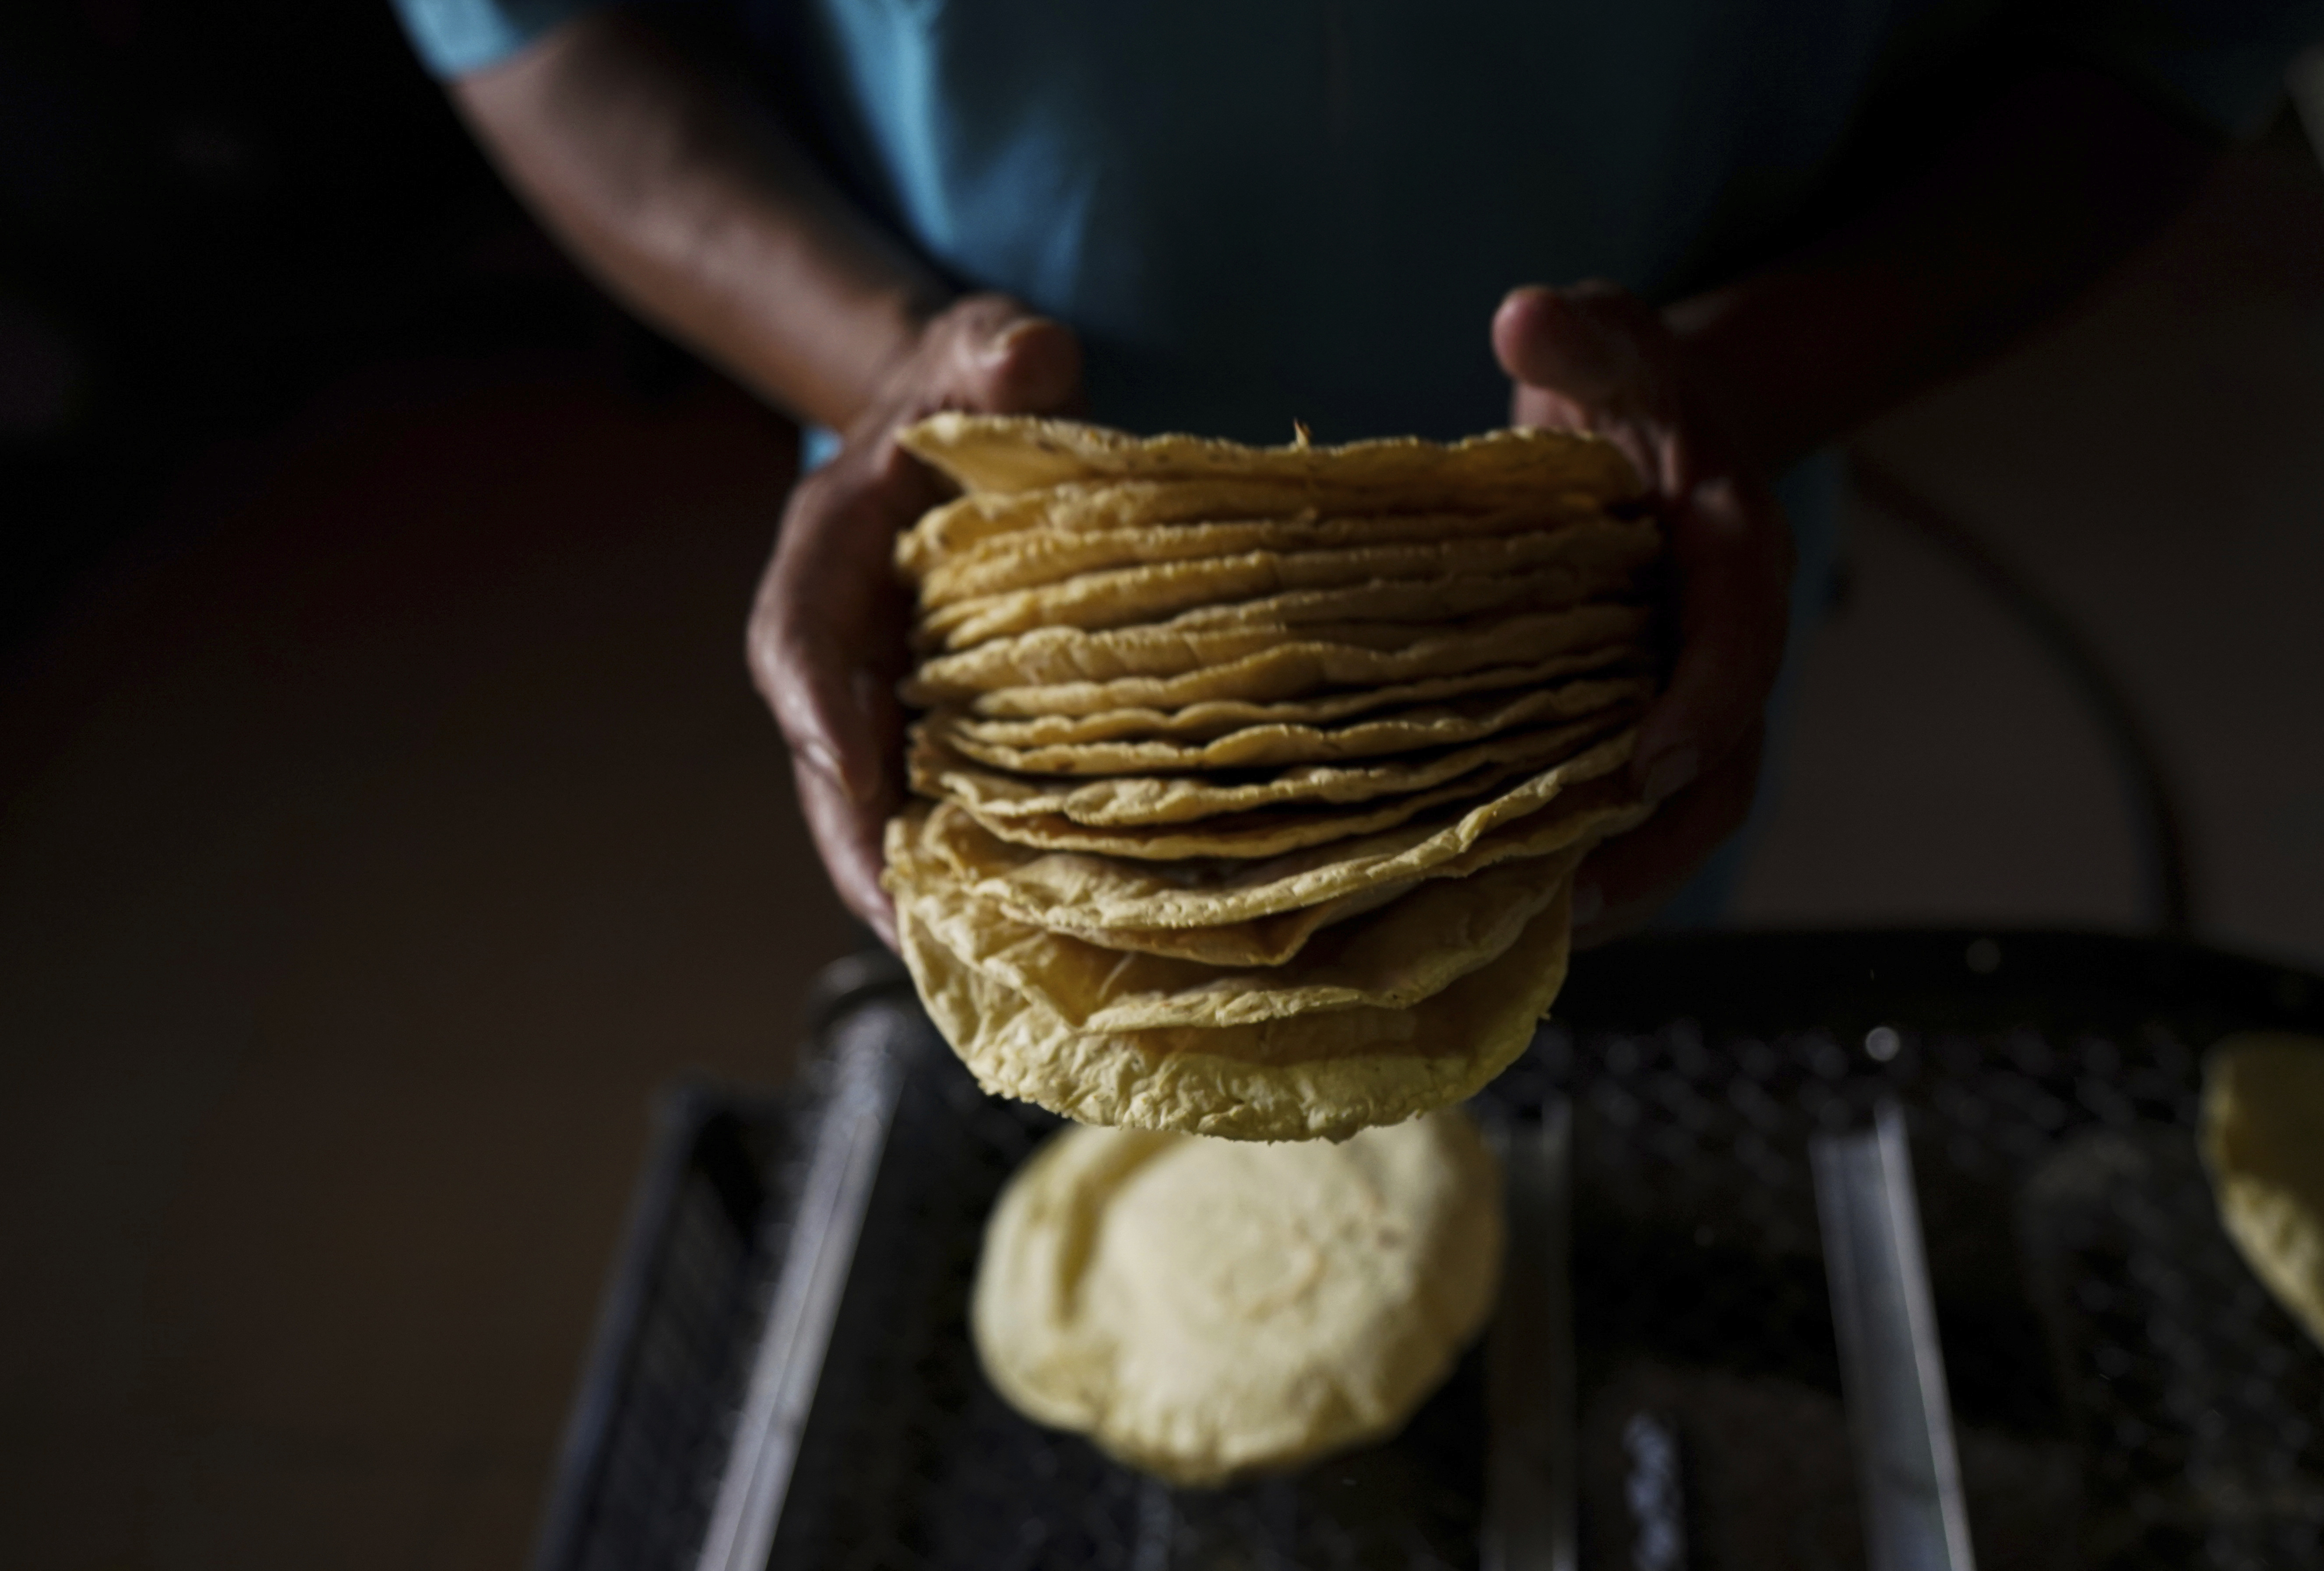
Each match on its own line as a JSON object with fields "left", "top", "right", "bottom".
{"left": 748, "top": 294, "right": 1083, "bottom": 947}
{"left": 1493, "top": 282, "right": 1792, "bottom": 943}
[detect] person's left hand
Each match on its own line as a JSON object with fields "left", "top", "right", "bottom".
{"left": 1493, "top": 282, "right": 1793, "bottom": 943}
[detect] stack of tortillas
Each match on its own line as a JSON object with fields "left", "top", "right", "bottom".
{"left": 884, "top": 415, "right": 1665, "bottom": 1142}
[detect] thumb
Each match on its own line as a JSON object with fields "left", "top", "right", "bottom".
{"left": 953, "top": 313, "right": 1084, "bottom": 415}
{"left": 1492, "top": 283, "right": 1640, "bottom": 402}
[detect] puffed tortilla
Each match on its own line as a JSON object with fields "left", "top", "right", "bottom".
{"left": 971, "top": 1114, "right": 1502, "bottom": 1486}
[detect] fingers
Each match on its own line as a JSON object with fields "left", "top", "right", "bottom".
{"left": 1633, "top": 474, "right": 1790, "bottom": 804}
{"left": 753, "top": 494, "right": 907, "bottom": 949}
{"left": 967, "top": 316, "right": 1084, "bottom": 414}
{"left": 1493, "top": 280, "right": 1788, "bottom": 897}
{"left": 754, "top": 292, "right": 1087, "bottom": 939}
{"left": 752, "top": 463, "right": 914, "bottom": 792}
{"left": 1573, "top": 723, "right": 1763, "bottom": 947}
{"left": 866, "top": 302, "right": 1085, "bottom": 492}
{"left": 925, "top": 298, "right": 1085, "bottom": 418}
{"left": 1495, "top": 281, "right": 1676, "bottom": 495}
{"left": 1493, "top": 283, "right": 1641, "bottom": 404}
{"left": 792, "top": 751, "right": 899, "bottom": 949}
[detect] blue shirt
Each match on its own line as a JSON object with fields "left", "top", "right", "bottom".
{"left": 394, "top": 0, "right": 2318, "bottom": 446}
{"left": 391, "top": 0, "right": 2316, "bottom": 925}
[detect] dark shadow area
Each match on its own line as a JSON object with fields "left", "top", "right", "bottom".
{"left": 1, "top": 1, "right": 701, "bottom": 658}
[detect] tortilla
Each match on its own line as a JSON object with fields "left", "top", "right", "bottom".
{"left": 883, "top": 414, "right": 1663, "bottom": 1145}
{"left": 903, "top": 604, "right": 1655, "bottom": 704}
{"left": 2202, "top": 1033, "right": 2324, "bottom": 1348}
{"left": 912, "top": 504, "right": 1612, "bottom": 602}
{"left": 914, "top": 519, "right": 1660, "bottom": 647}
{"left": 971, "top": 1113, "right": 1502, "bottom": 1486}
{"left": 952, "top": 757, "right": 1550, "bottom": 861}
{"left": 900, "top": 871, "right": 1577, "bottom": 1141}
{"left": 898, "top": 413, "right": 1644, "bottom": 503}
{"left": 913, "top": 710, "right": 1630, "bottom": 828}
{"left": 901, "top": 844, "right": 1584, "bottom": 1030}
{"left": 898, "top": 731, "right": 1645, "bottom": 934}
{"left": 949, "top": 644, "right": 1648, "bottom": 731}
{"left": 929, "top": 675, "right": 1652, "bottom": 776}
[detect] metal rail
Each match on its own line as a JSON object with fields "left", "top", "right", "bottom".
{"left": 694, "top": 1014, "right": 906, "bottom": 1571}
{"left": 1484, "top": 1100, "right": 1578, "bottom": 1571}
{"left": 1812, "top": 1102, "right": 1976, "bottom": 1571}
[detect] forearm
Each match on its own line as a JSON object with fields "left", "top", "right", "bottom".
{"left": 1669, "top": 63, "right": 2219, "bottom": 476}
{"left": 451, "top": 10, "right": 947, "bottom": 430}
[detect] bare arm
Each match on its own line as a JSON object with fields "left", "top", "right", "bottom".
{"left": 445, "top": 9, "right": 1083, "bottom": 943}
{"left": 439, "top": 16, "right": 2223, "bottom": 943}
{"left": 449, "top": 9, "right": 944, "bottom": 430}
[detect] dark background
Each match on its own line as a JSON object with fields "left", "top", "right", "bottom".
{"left": 2, "top": 7, "right": 2321, "bottom": 1566}
{"left": 1, "top": 0, "right": 712, "bottom": 650}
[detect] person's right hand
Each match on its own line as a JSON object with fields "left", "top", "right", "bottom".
{"left": 748, "top": 294, "right": 1083, "bottom": 949}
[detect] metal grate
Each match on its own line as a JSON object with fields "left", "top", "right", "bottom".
{"left": 759, "top": 1012, "right": 1490, "bottom": 1571}
{"left": 533, "top": 1094, "right": 802, "bottom": 1571}
{"left": 535, "top": 931, "right": 2324, "bottom": 1571}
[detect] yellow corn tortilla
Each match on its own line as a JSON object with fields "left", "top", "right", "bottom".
{"left": 889, "top": 813, "right": 1422, "bottom": 965}
{"left": 898, "top": 413, "right": 1645, "bottom": 503}
{"left": 928, "top": 675, "right": 1652, "bottom": 777}
{"left": 903, "top": 604, "right": 1655, "bottom": 704}
{"left": 912, "top": 713, "right": 1631, "bottom": 828}
{"left": 900, "top": 844, "right": 1584, "bottom": 1031}
{"left": 897, "top": 730, "right": 1644, "bottom": 933}
{"left": 947, "top": 644, "right": 1648, "bottom": 732}
{"left": 912, "top": 504, "right": 1610, "bottom": 602}
{"left": 914, "top": 520, "right": 1660, "bottom": 648}
{"left": 898, "top": 871, "right": 1578, "bottom": 1141}
{"left": 2202, "top": 1033, "right": 2324, "bottom": 1348}
{"left": 970, "top": 1113, "right": 1502, "bottom": 1486}
{"left": 951, "top": 757, "right": 1553, "bottom": 862}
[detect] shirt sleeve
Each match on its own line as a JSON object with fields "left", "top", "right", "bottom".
{"left": 2054, "top": 0, "right": 2324, "bottom": 137}
{"left": 388, "top": 0, "right": 609, "bottom": 77}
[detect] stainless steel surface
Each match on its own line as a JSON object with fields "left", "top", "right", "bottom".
{"left": 695, "top": 1014, "right": 905, "bottom": 1571}
{"left": 1811, "top": 1102, "right": 1976, "bottom": 1571}
{"left": 1484, "top": 1099, "right": 1578, "bottom": 1571}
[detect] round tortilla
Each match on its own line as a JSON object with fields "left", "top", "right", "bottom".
{"left": 911, "top": 712, "right": 1633, "bottom": 828}
{"left": 914, "top": 520, "right": 1660, "bottom": 649}
{"left": 902, "top": 604, "right": 1654, "bottom": 704}
{"left": 951, "top": 638, "right": 1649, "bottom": 724}
{"left": 899, "top": 412, "right": 1644, "bottom": 502}
{"left": 2202, "top": 1033, "right": 2324, "bottom": 1348}
{"left": 900, "top": 844, "right": 1585, "bottom": 1031}
{"left": 927, "top": 675, "right": 1652, "bottom": 777}
{"left": 898, "top": 728, "right": 1642, "bottom": 932}
{"left": 899, "top": 871, "right": 1577, "bottom": 1141}
{"left": 972, "top": 1112, "right": 1503, "bottom": 1487}
{"left": 911, "top": 504, "right": 1609, "bottom": 602}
